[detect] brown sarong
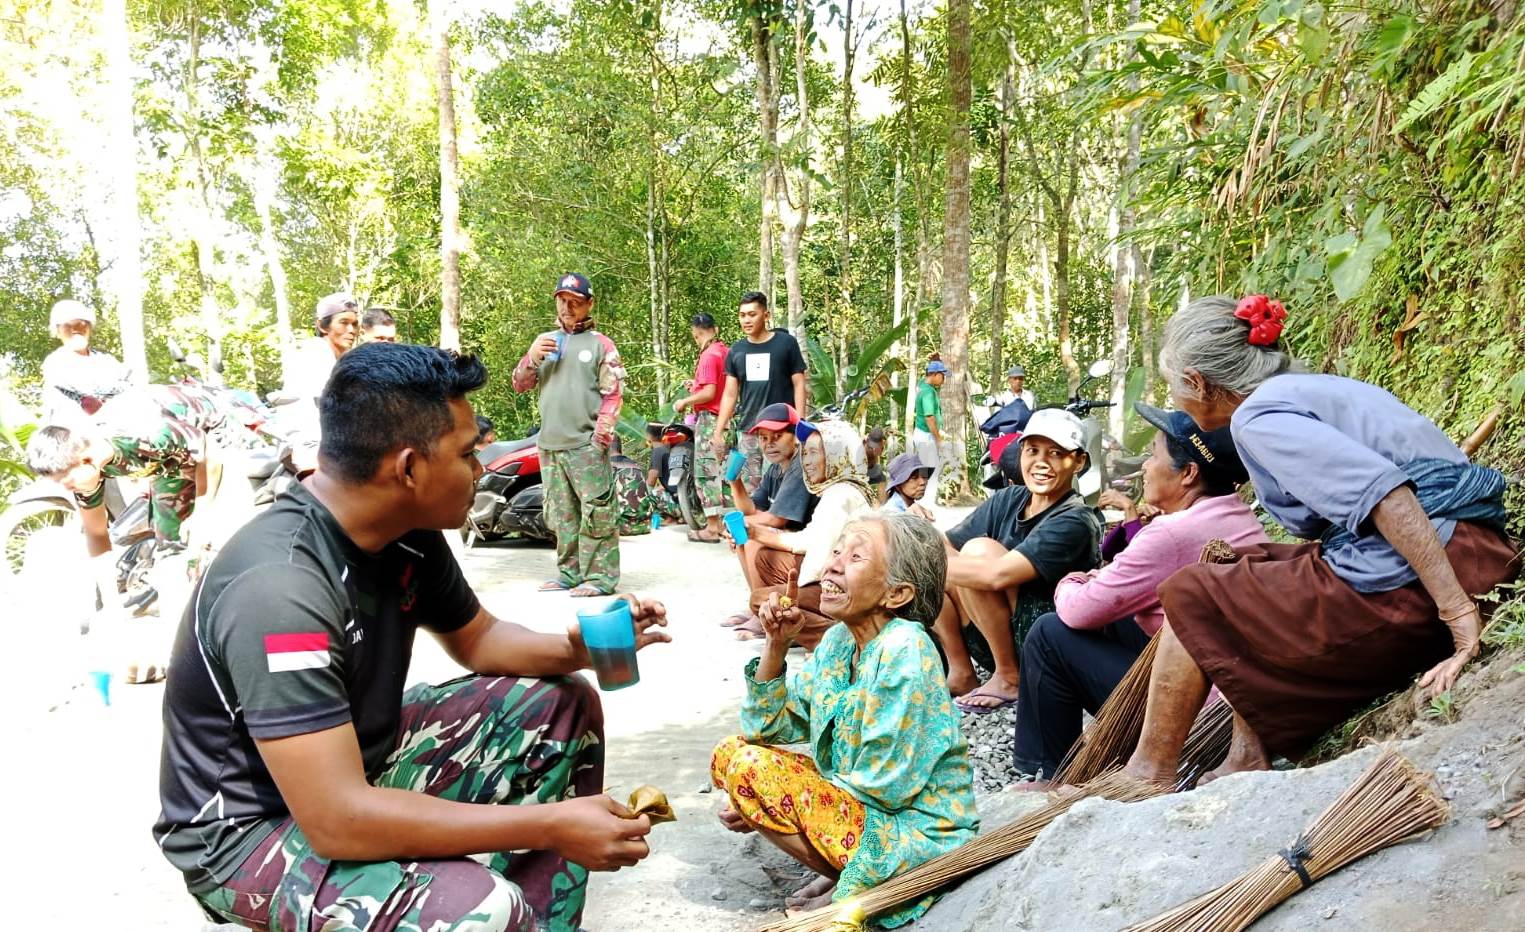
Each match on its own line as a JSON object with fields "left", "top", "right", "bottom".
{"left": 1160, "top": 522, "right": 1519, "bottom": 759}
{"left": 749, "top": 547, "right": 834, "bottom": 650}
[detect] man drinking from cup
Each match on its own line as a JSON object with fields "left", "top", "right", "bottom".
{"left": 155, "top": 344, "right": 670, "bottom": 932}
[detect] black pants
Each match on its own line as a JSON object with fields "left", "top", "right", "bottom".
{"left": 1013, "top": 612, "right": 1151, "bottom": 778}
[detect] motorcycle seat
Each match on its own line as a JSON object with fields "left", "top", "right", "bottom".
{"left": 476, "top": 437, "right": 536, "bottom": 464}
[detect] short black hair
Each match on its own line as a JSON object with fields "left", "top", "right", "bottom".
{"left": 361, "top": 307, "right": 396, "bottom": 330}
{"left": 1161, "top": 432, "right": 1237, "bottom": 497}
{"left": 25, "top": 425, "right": 87, "bottom": 476}
{"left": 690, "top": 312, "right": 717, "bottom": 329}
{"left": 739, "top": 291, "right": 768, "bottom": 310}
{"left": 475, "top": 415, "right": 494, "bottom": 439}
{"left": 645, "top": 423, "right": 664, "bottom": 440}
{"left": 319, "top": 343, "right": 489, "bottom": 483}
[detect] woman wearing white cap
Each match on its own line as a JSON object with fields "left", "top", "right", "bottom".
{"left": 40, "top": 299, "right": 133, "bottom": 427}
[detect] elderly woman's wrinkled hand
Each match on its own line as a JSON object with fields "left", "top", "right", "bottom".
{"left": 1418, "top": 603, "right": 1483, "bottom": 697}
{"left": 617, "top": 594, "right": 672, "bottom": 652}
{"left": 758, "top": 572, "right": 806, "bottom": 645}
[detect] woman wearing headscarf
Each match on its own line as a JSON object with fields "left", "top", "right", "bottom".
{"left": 734, "top": 419, "right": 877, "bottom": 648}
{"left": 1121, "top": 294, "right": 1519, "bottom": 788}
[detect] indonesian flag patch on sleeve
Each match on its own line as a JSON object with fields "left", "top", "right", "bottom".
{"left": 264, "top": 632, "right": 332, "bottom": 673}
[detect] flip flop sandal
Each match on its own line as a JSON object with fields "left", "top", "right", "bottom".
{"left": 687, "top": 529, "right": 722, "bottom": 543}
{"left": 719, "top": 612, "right": 753, "bottom": 628}
{"left": 954, "top": 690, "right": 1019, "bottom": 715}
{"left": 539, "top": 580, "right": 572, "bottom": 592}
{"left": 569, "top": 586, "right": 612, "bottom": 598}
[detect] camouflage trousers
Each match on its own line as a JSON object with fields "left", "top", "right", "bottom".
{"left": 735, "top": 431, "right": 766, "bottom": 498}
{"left": 197, "top": 675, "right": 604, "bottom": 932}
{"left": 542, "top": 445, "right": 620, "bottom": 592}
{"left": 691, "top": 412, "right": 726, "bottom": 517}
{"left": 614, "top": 465, "right": 679, "bottom": 536}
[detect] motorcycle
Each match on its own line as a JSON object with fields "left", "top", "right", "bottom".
{"left": 657, "top": 422, "right": 706, "bottom": 532}
{"left": 463, "top": 431, "right": 552, "bottom": 546}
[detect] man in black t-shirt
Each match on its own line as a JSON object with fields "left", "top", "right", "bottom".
{"left": 711, "top": 291, "right": 807, "bottom": 495}
{"left": 932, "top": 409, "right": 1103, "bottom": 713}
{"left": 154, "top": 344, "right": 670, "bottom": 932}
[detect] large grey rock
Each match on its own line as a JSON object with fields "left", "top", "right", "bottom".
{"left": 914, "top": 674, "right": 1525, "bottom": 932}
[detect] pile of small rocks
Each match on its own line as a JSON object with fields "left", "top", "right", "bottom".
{"left": 959, "top": 699, "right": 1022, "bottom": 793}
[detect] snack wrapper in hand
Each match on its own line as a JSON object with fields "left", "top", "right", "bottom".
{"left": 625, "top": 784, "right": 677, "bottom": 825}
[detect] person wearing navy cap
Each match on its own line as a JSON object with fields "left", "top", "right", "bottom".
{"left": 1008, "top": 402, "right": 1267, "bottom": 783}
{"left": 912, "top": 355, "right": 949, "bottom": 505}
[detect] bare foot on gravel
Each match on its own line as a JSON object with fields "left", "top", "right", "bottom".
{"left": 1196, "top": 747, "right": 1272, "bottom": 786}
{"left": 785, "top": 874, "right": 836, "bottom": 909}
{"left": 783, "top": 885, "right": 836, "bottom": 916}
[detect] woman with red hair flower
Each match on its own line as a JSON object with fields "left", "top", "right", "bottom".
{"left": 1118, "top": 294, "right": 1518, "bottom": 789}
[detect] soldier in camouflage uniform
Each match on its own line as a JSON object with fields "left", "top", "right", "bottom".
{"left": 512, "top": 273, "right": 625, "bottom": 596}
{"left": 155, "top": 345, "right": 669, "bottom": 932}
{"left": 610, "top": 439, "right": 679, "bottom": 536}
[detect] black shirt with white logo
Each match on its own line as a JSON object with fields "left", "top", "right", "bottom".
{"left": 724, "top": 329, "right": 807, "bottom": 431}
{"left": 154, "top": 482, "right": 478, "bottom": 893}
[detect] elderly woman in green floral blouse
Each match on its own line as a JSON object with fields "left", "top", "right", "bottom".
{"left": 711, "top": 512, "right": 978, "bottom": 924}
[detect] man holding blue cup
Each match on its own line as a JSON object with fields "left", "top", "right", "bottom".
{"left": 156, "top": 343, "right": 672, "bottom": 932}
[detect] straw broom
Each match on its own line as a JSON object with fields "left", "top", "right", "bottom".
{"left": 1124, "top": 747, "right": 1449, "bottom": 932}
{"left": 756, "top": 769, "right": 1167, "bottom": 932}
{"left": 1053, "top": 539, "right": 1242, "bottom": 786}
{"left": 1175, "top": 698, "right": 1234, "bottom": 791}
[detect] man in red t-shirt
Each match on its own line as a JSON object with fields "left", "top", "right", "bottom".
{"left": 673, "top": 312, "right": 730, "bottom": 542}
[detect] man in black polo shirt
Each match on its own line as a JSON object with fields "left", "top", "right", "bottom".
{"left": 154, "top": 344, "right": 669, "bottom": 932}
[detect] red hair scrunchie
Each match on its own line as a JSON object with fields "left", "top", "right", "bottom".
{"left": 1233, "top": 294, "right": 1287, "bottom": 346}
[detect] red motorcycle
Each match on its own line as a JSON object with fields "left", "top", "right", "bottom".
{"left": 463, "top": 432, "right": 553, "bottom": 546}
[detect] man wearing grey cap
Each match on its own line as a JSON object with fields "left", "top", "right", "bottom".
{"left": 41, "top": 298, "right": 133, "bottom": 426}
{"left": 275, "top": 292, "right": 362, "bottom": 473}
{"left": 991, "top": 364, "right": 1036, "bottom": 412}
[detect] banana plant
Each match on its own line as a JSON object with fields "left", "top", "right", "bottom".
{"left": 802, "top": 316, "right": 911, "bottom": 421}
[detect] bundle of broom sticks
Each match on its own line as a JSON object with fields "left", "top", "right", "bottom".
{"left": 1123, "top": 747, "right": 1449, "bottom": 931}
{"left": 757, "top": 769, "right": 1167, "bottom": 932}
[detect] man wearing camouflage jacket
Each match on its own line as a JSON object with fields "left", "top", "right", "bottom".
{"left": 513, "top": 272, "right": 626, "bottom": 597}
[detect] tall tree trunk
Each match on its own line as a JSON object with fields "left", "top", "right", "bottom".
{"left": 103, "top": 0, "right": 146, "bottom": 381}
{"left": 752, "top": 14, "right": 779, "bottom": 300}
{"left": 1107, "top": 0, "right": 1143, "bottom": 440}
{"left": 778, "top": 2, "right": 812, "bottom": 341}
{"left": 991, "top": 60, "right": 1013, "bottom": 389}
{"left": 891, "top": 155, "right": 904, "bottom": 379}
{"left": 938, "top": 0, "right": 974, "bottom": 503}
{"left": 645, "top": 175, "right": 665, "bottom": 406}
{"left": 900, "top": 0, "right": 926, "bottom": 444}
{"left": 837, "top": 0, "right": 855, "bottom": 339}
{"left": 1137, "top": 244, "right": 1157, "bottom": 404}
{"left": 1055, "top": 153, "right": 1079, "bottom": 392}
{"left": 251, "top": 135, "right": 293, "bottom": 353}
{"left": 646, "top": 6, "right": 668, "bottom": 405}
{"left": 183, "top": 19, "right": 222, "bottom": 384}
{"left": 433, "top": 1, "right": 462, "bottom": 352}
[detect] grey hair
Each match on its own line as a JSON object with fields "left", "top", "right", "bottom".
{"left": 25, "top": 425, "right": 88, "bottom": 476}
{"left": 1159, "top": 295, "right": 1300, "bottom": 399}
{"left": 844, "top": 511, "right": 947, "bottom": 627}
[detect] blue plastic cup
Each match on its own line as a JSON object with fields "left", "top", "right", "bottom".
{"left": 723, "top": 509, "right": 749, "bottom": 546}
{"left": 725, "top": 449, "right": 747, "bottom": 482}
{"left": 543, "top": 330, "right": 564, "bottom": 363}
{"left": 89, "top": 670, "right": 112, "bottom": 707}
{"left": 577, "top": 599, "right": 639, "bottom": 691}
{"left": 650, "top": 512, "right": 662, "bottom": 531}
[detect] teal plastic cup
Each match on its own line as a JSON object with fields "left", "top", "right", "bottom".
{"left": 650, "top": 512, "right": 662, "bottom": 531}
{"left": 725, "top": 449, "right": 747, "bottom": 482}
{"left": 577, "top": 599, "right": 639, "bottom": 691}
{"left": 89, "top": 670, "right": 112, "bottom": 707}
{"left": 723, "top": 510, "right": 749, "bottom": 546}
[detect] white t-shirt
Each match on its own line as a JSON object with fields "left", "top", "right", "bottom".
{"left": 41, "top": 347, "right": 132, "bottom": 426}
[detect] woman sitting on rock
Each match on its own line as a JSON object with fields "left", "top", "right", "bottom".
{"left": 1013, "top": 403, "right": 1267, "bottom": 783}
{"left": 733, "top": 419, "right": 877, "bottom": 649}
{"left": 1123, "top": 294, "right": 1519, "bottom": 788}
{"left": 712, "top": 512, "right": 978, "bottom": 923}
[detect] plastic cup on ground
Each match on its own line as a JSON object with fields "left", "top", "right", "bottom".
{"left": 650, "top": 512, "right": 662, "bottom": 531}
{"left": 723, "top": 510, "right": 749, "bottom": 546}
{"left": 577, "top": 599, "right": 640, "bottom": 691}
{"left": 725, "top": 450, "right": 747, "bottom": 482}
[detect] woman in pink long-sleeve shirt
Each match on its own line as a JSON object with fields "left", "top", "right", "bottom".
{"left": 1011, "top": 405, "right": 1267, "bottom": 782}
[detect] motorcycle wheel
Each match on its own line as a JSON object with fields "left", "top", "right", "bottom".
{"left": 676, "top": 476, "right": 704, "bottom": 531}
{"left": 0, "top": 499, "right": 78, "bottom": 582}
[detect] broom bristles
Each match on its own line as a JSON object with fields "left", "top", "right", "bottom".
{"left": 1051, "top": 632, "right": 1160, "bottom": 785}
{"left": 757, "top": 769, "right": 1168, "bottom": 932}
{"left": 1124, "top": 747, "right": 1449, "bottom": 932}
{"left": 1175, "top": 698, "right": 1234, "bottom": 791}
